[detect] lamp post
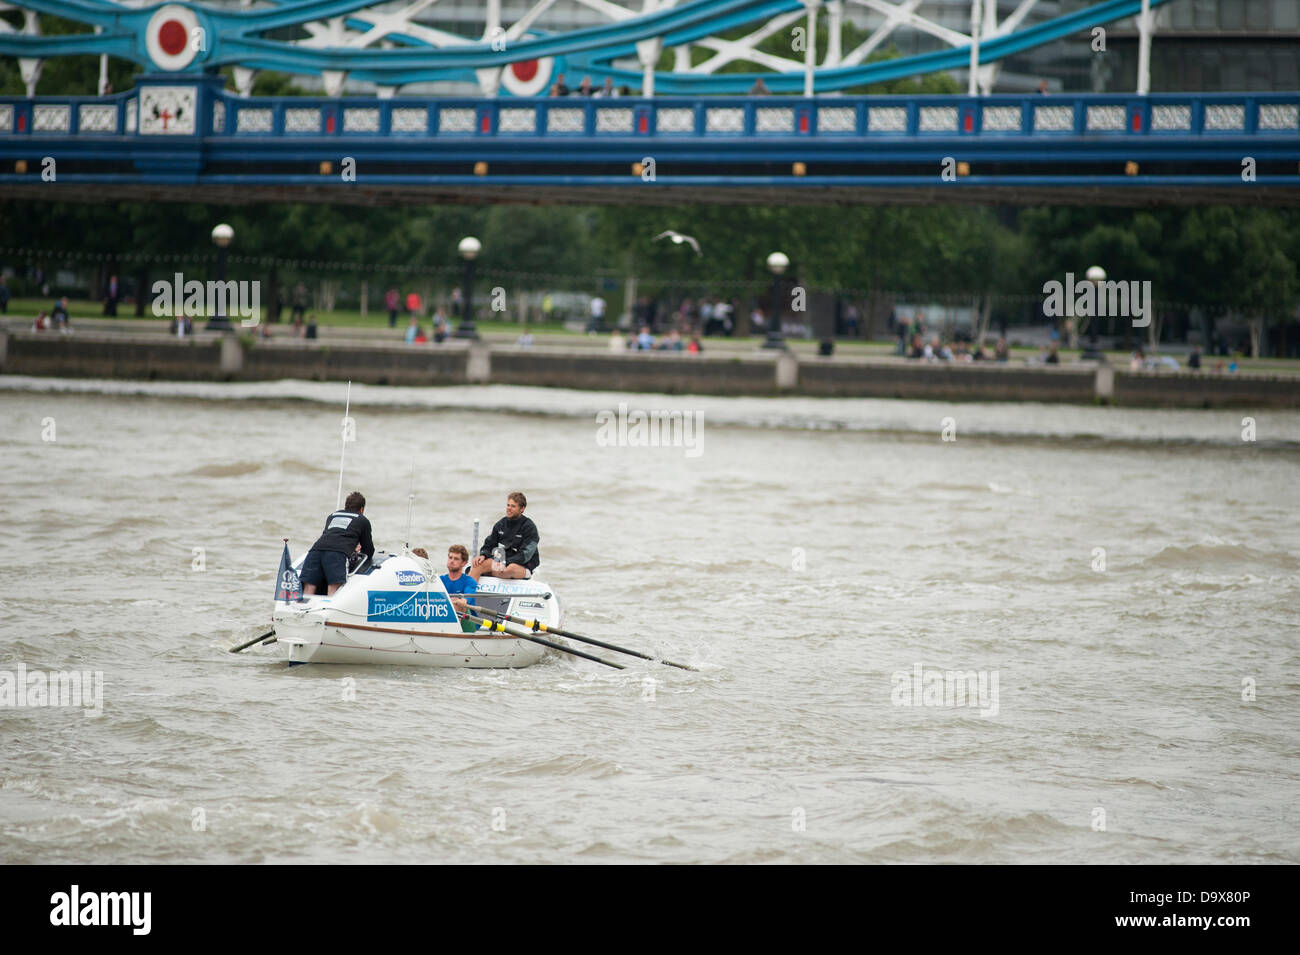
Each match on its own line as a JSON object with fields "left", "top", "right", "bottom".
{"left": 1081, "top": 265, "right": 1106, "bottom": 359}
{"left": 764, "top": 251, "right": 789, "bottom": 349}
{"left": 207, "top": 223, "right": 234, "bottom": 331}
{"left": 454, "top": 236, "right": 481, "bottom": 339}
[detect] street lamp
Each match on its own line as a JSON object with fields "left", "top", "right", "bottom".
{"left": 454, "top": 235, "right": 481, "bottom": 339}
{"left": 1081, "top": 265, "right": 1106, "bottom": 359}
{"left": 764, "top": 251, "right": 789, "bottom": 350}
{"left": 207, "top": 223, "right": 234, "bottom": 331}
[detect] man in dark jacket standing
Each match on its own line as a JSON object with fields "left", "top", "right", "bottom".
{"left": 103, "top": 274, "right": 120, "bottom": 316}
{"left": 302, "top": 491, "right": 375, "bottom": 595}
{"left": 470, "top": 491, "right": 540, "bottom": 580}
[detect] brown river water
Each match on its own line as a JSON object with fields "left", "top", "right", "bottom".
{"left": 1, "top": 376, "right": 1298, "bottom": 863}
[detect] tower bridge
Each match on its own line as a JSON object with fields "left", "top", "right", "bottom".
{"left": 0, "top": 0, "right": 1296, "bottom": 205}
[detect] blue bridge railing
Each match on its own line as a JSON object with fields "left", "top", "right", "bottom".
{"left": 2, "top": 91, "right": 1298, "bottom": 140}
{"left": 2, "top": 79, "right": 1298, "bottom": 203}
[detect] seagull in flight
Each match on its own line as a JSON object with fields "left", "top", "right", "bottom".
{"left": 653, "top": 230, "right": 702, "bottom": 256}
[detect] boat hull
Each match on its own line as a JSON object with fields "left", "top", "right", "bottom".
{"left": 270, "top": 552, "right": 562, "bottom": 668}
{"left": 279, "top": 626, "right": 548, "bottom": 668}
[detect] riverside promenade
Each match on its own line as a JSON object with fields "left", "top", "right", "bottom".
{"left": 2, "top": 320, "right": 1297, "bottom": 408}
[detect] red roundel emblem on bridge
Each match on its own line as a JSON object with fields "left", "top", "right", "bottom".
{"left": 501, "top": 57, "right": 553, "bottom": 97}
{"left": 158, "top": 20, "right": 189, "bottom": 57}
{"left": 146, "top": 5, "right": 202, "bottom": 71}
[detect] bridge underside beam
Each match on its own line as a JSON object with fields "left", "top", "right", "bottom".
{"left": 2, "top": 182, "right": 1297, "bottom": 206}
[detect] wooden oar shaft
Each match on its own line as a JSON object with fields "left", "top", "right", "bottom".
{"left": 231, "top": 630, "right": 276, "bottom": 653}
{"left": 472, "top": 607, "right": 698, "bottom": 672}
{"left": 464, "top": 613, "right": 626, "bottom": 670}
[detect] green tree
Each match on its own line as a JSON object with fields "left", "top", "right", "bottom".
{"left": 1173, "top": 207, "right": 1297, "bottom": 357}
{"left": 0, "top": 14, "right": 138, "bottom": 95}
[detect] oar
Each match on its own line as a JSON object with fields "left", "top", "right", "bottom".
{"left": 462, "top": 611, "right": 625, "bottom": 670}
{"left": 469, "top": 605, "right": 697, "bottom": 671}
{"left": 230, "top": 630, "right": 276, "bottom": 653}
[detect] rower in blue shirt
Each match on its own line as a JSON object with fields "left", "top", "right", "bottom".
{"left": 440, "top": 544, "right": 479, "bottom": 632}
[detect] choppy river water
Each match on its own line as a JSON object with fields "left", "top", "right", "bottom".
{"left": 2, "top": 376, "right": 1297, "bottom": 863}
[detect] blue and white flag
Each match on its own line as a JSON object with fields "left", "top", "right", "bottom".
{"left": 275, "top": 542, "right": 301, "bottom": 602}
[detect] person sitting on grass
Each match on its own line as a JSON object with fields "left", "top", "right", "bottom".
{"left": 51, "top": 296, "right": 71, "bottom": 332}
{"left": 656, "top": 329, "right": 684, "bottom": 351}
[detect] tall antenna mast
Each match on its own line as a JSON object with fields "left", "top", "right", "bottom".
{"left": 336, "top": 380, "right": 352, "bottom": 510}
{"left": 404, "top": 457, "right": 416, "bottom": 550}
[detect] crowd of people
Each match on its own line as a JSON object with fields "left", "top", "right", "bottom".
{"left": 894, "top": 308, "right": 1239, "bottom": 372}
{"left": 258, "top": 313, "right": 319, "bottom": 339}
{"left": 30, "top": 295, "right": 73, "bottom": 333}
{"left": 902, "top": 333, "right": 1015, "bottom": 362}
{"left": 894, "top": 312, "right": 1012, "bottom": 363}
{"left": 403, "top": 311, "right": 449, "bottom": 344}
{"left": 548, "top": 74, "right": 632, "bottom": 98}
{"left": 614, "top": 326, "right": 704, "bottom": 353}
{"left": 388, "top": 285, "right": 460, "bottom": 343}
{"left": 627, "top": 295, "right": 763, "bottom": 337}
{"left": 539, "top": 74, "right": 779, "bottom": 97}
{"left": 10, "top": 279, "right": 1258, "bottom": 371}
{"left": 1129, "top": 345, "right": 1237, "bottom": 373}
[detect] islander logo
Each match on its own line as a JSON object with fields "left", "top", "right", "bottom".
{"left": 394, "top": 570, "right": 426, "bottom": 587}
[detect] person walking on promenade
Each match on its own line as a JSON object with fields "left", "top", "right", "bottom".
{"left": 291, "top": 282, "right": 309, "bottom": 322}
{"left": 51, "top": 295, "right": 71, "bottom": 333}
{"left": 103, "top": 274, "right": 120, "bottom": 316}
{"left": 386, "top": 286, "right": 400, "bottom": 328}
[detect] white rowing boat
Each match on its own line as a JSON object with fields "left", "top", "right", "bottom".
{"left": 271, "top": 550, "right": 562, "bottom": 667}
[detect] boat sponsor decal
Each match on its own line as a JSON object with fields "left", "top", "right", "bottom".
{"left": 394, "top": 570, "right": 425, "bottom": 587}
{"left": 275, "top": 542, "right": 301, "bottom": 601}
{"left": 476, "top": 579, "right": 529, "bottom": 593}
{"left": 368, "top": 590, "right": 455, "bottom": 623}
{"left": 278, "top": 569, "right": 301, "bottom": 599}
{"left": 517, "top": 600, "right": 544, "bottom": 610}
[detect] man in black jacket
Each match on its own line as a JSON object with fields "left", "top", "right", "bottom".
{"left": 302, "top": 491, "right": 375, "bottom": 595}
{"left": 470, "top": 491, "right": 540, "bottom": 580}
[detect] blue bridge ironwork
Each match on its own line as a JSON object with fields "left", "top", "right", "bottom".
{"left": 1, "top": 79, "right": 1297, "bottom": 206}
